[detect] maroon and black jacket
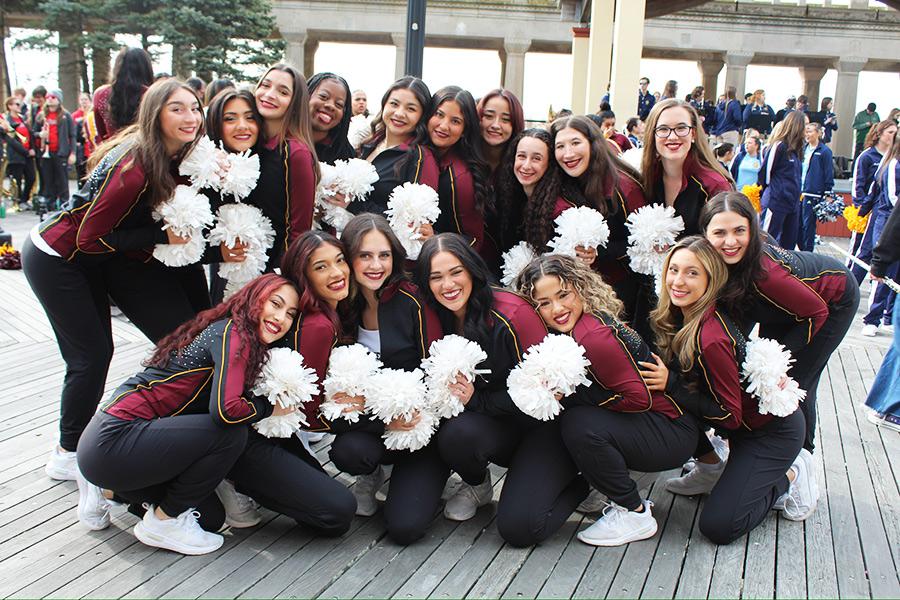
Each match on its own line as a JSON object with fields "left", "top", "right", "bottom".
{"left": 665, "top": 305, "right": 774, "bottom": 431}
{"left": 283, "top": 309, "right": 339, "bottom": 432}
{"left": 748, "top": 244, "right": 851, "bottom": 355}
{"left": 263, "top": 136, "right": 317, "bottom": 255}
{"left": 100, "top": 319, "right": 273, "bottom": 426}
{"left": 38, "top": 142, "right": 168, "bottom": 263}
{"left": 353, "top": 139, "right": 439, "bottom": 216}
{"left": 464, "top": 289, "right": 548, "bottom": 416}
{"left": 648, "top": 154, "right": 732, "bottom": 237}
{"left": 565, "top": 312, "right": 682, "bottom": 419}
{"left": 434, "top": 150, "right": 486, "bottom": 255}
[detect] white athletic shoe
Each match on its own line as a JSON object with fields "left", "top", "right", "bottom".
{"left": 782, "top": 449, "right": 819, "bottom": 521}
{"left": 353, "top": 465, "right": 386, "bottom": 517}
{"left": 76, "top": 466, "right": 110, "bottom": 530}
{"left": 444, "top": 472, "right": 493, "bottom": 521}
{"left": 576, "top": 500, "right": 657, "bottom": 547}
{"left": 45, "top": 446, "right": 77, "bottom": 481}
{"left": 576, "top": 489, "right": 607, "bottom": 514}
{"left": 133, "top": 505, "right": 224, "bottom": 555}
{"left": 665, "top": 460, "right": 725, "bottom": 496}
{"left": 215, "top": 480, "right": 261, "bottom": 528}
{"left": 861, "top": 323, "right": 878, "bottom": 337}
{"left": 866, "top": 411, "right": 900, "bottom": 433}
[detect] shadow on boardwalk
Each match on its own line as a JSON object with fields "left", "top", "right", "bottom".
{"left": 0, "top": 211, "right": 897, "bottom": 599}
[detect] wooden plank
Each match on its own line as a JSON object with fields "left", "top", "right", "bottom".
{"left": 426, "top": 514, "right": 505, "bottom": 599}
{"left": 775, "top": 518, "right": 808, "bottom": 599}
{"left": 674, "top": 498, "right": 716, "bottom": 599}
{"left": 741, "top": 511, "right": 777, "bottom": 599}
{"left": 536, "top": 515, "right": 595, "bottom": 599}
{"left": 501, "top": 516, "right": 581, "bottom": 600}
{"left": 640, "top": 493, "right": 699, "bottom": 599}
{"left": 707, "top": 536, "right": 746, "bottom": 599}
{"left": 463, "top": 536, "right": 530, "bottom": 599}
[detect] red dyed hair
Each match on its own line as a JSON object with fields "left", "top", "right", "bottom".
{"left": 477, "top": 88, "right": 526, "bottom": 139}
{"left": 146, "top": 273, "right": 296, "bottom": 383}
{"left": 280, "top": 230, "right": 346, "bottom": 334}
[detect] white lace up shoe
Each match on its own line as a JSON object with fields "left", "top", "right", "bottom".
{"left": 781, "top": 449, "right": 819, "bottom": 521}
{"left": 577, "top": 500, "right": 657, "bottom": 546}
{"left": 215, "top": 480, "right": 261, "bottom": 528}
{"left": 76, "top": 466, "right": 110, "bottom": 530}
{"left": 665, "top": 460, "right": 725, "bottom": 496}
{"left": 444, "top": 472, "right": 493, "bottom": 521}
{"left": 353, "top": 465, "right": 386, "bottom": 517}
{"left": 45, "top": 446, "right": 77, "bottom": 481}
{"left": 133, "top": 505, "right": 224, "bottom": 555}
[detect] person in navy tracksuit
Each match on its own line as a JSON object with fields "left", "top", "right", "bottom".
{"left": 638, "top": 77, "right": 655, "bottom": 121}
{"left": 743, "top": 90, "right": 775, "bottom": 137}
{"left": 713, "top": 86, "right": 743, "bottom": 146}
{"left": 759, "top": 110, "right": 807, "bottom": 249}
{"left": 798, "top": 123, "right": 835, "bottom": 252}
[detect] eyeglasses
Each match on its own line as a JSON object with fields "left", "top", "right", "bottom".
{"left": 655, "top": 125, "right": 694, "bottom": 139}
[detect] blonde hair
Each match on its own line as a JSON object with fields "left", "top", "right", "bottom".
{"left": 650, "top": 236, "right": 728, "bottom": 372}
{"left": 515, "top": 254, "right": 624, "bottom": 321}
{"left": 768, "top": 109, "right": 807, "bottom": 156}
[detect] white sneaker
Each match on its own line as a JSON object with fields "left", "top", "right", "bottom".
{"left": 576, "top": 500, "right": 657, "bottom": 547}
{"left": 45, "top": 446, "right": 77, "bottom": 481}
{"left": 665, "top": 460, "right": 725, "bottom": 496}
{"left": 133, "top": 505, "right": 224, "bottom": 555}
{"left": 353, "top": 465, "right": 386, "bottom": 517}
{"left": 215, "top": 480, "right": 261, "bottom": 528}
{"left": 782, "top": 449, "right": 819, "bottom": 521}
{"left": 576, "top": 489, "right": 606, "bottom": 514}
{"left": 76, "top": 466, "right": 110, "bottom": 530}
{"left": 444, "top": 472, "right": 493, "bottom": 521}
{"left": 866, "top": 411, "right": 900, "bottom": 433}
{"left": 861, "top": 323, "right": 878, "bottom": 337}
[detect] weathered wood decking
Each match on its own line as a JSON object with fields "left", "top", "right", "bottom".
{"left": 0, "top": 210, "right": 897, "bottom": 599}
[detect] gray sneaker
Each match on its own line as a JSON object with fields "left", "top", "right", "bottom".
{"left": 444, "top": 472, "right": 493, "bottom": 521}
{"left": 665, "top": 460, "right": 725, "bottom": 496}
{"left": 353, "top": 465, "right": 386, "bottom": 517}
{"left": 782, "top": 449, "right": 819, "bottom": 521}
{"left": 215, "top": 480, "right": 261, "bottom": 528}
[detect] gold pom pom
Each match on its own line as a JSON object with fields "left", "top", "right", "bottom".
{"left": 843, "top": 205, "right": 869, "bottom": 234}
{"left": 741, "top": 184, "right": 762, "bottom": 214}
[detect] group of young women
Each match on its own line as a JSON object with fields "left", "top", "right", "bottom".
{"left": 22, "top": 62, "right": 860, "bottom": 556}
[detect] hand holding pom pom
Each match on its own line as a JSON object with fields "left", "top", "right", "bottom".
{"left": 385, "top": 182, "right": 441, "bottom": 259}
{"left": 365, "top": 368, "right": 437, "bottom": 451}
{"left": 548, "top": 206, "right": 610, "bottom": 258}
{"left": 320, "top": 344, "right": 383, "bottom": 423}
{"left": 741, "top": 337, "right": 806, "bottom": 417}
{"left": 508, "top": 334, "right": 592, "bottom": 421}
{"left": 626, "top": 204, "right": 685, "bottom": 290}
{"left": 208, "top": 203, "right": 276, "bottom": 298}
{"left": 252, "top": 348, "right": 321, "bottom": 437}
{"left": 421, "top": 335, "right": 487, "bottom": 419}
{"left": 152, "top": 185, "right": 215, "bottom": 266}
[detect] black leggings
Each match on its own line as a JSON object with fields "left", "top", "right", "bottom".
{"left": 560, "top": 407, "right": 700, "bottom": 510}
{"left": 23, "top": 239, "right": 113, "bottom": 452}
{"left": 699, "top": 410, "right": 805, "bottom": 545}
{"left": 42, "top": 155, "right": 69, "bottom": 204}
{"left": 437, "top": 411, "right": 588, "bottom": 547}
{"left": 5, "top": 163, "right": 25, "bottom": 204}
{"left": 78, "top": 412, "right": 248, "bottom": 531}
{"left": 330, "top": 430, "right": 451, "bottom": 545}
{"left": 228, "top": 431, "right": 356, "bottom": 537}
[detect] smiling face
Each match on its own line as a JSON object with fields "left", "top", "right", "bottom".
{"left": 665, "top": 248, "right": 709, "bottom": 309}
{"left": 309, "top": 79, "right": 346, "bottom": 136}
{"left": 351, "top": 230, "right": 393, "bottom": 293}
{"left": 306, "top": 243, "right": 350, "bottom": 308}
{"left": 480, "top": 95, "right": 513, "bottom": 146}
{"left": 705, "top": 210, "right": 751, "bottom": 265}
{"left": 428, "top": 99, "right": 465, "bottom": 150}
{"left": 654, "top": 106, "right": 695, "bottom": 165}
{"left": 531, "top": 275, "right": 584, "bottom": 334}
{"left": 428, "top": 251, "right": 473, "bottom": 319}
{"left": 220, "top": 97, "right": 259, "bottom": 152}
{"left": 255, "top": 69, "right": 294, "bottom": 122}
{"left": 258, "top": 284, "right": 300, "bottom": 344}
{"left": 382, "top": 88, "right": 422, "bottom": 141}
{"left": 554, "top": 127, "right": 591, "bottom": 178}
{"left": 514, "top": 136, "right": 550, "bottom": 190}
{"left": 159, "top": 88, "right": 202, "bottom": 154}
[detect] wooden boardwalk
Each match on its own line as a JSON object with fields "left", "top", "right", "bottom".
{"left": 0, "top": 210, "right": 897, "bottom": 599}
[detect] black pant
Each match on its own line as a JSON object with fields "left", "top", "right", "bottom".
{"left": 5, "top": 163, "right": 25, "bottom": 205}
{"left": 437, "top": 411, "right": 588, "bottom": 547}
{"left": 42, "top": 155, "right": 69, "bottom": 204}
{"left": 102, "top": 257, "right": 210, "bottom": 343}
{"left": 228, "top": 431, "right": 356, "bottom": 536}
{"left": 560, "top": 407, "right": 700, "bottom": 510}
{"left": 330, "top": 430, "right": 450, "bottom": 544}
{"left": 23, "top": 158, "right": 36, "bottom": 202}
{"left": 78, "top": 412, "right": 248, "bottom": 531}
{"left": 759, "top": 279, "right": 859, "bottom": 452}
{"left": 699, "top": 410, "right": 804, "bottom": 545}
{"left": 22, "top": 239, "right": 113, "bottom": 451}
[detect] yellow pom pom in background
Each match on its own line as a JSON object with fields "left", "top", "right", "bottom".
{"left": 741, "top": 184, "right": 762, "bottom": 214}
{"left": 843, "top": 205, "right": 869, "bottom": 234}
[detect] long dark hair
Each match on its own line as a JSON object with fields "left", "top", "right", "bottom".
{"left": 698, "top": 191, "right": 766, "bottom": 323}
{"left": 430, "top": 86, "right": 490, "bottom": 213}
{"left": 146, "top": 273, "right": 295, "bottom": 384}
{"left": 338, "top": 213, "right": 409, "bottom": 335}
{"left": 476, "top": 88, "right": 525, "bottom": 140}
{"left": 307, "top": 72, "right": 355, "bottom": 164}
{"left": 205, "top": 88, "right": 263, "bottom": 152}
{"left": 205, "top": 78, "right": 235, "bottom": 105}
{"left": 108, "top": 47, "right": 154, "bottom": 130}
{"left": 495, "top": 128, "right": 563, "bottom": 250}
{"left": 414, "top": 233, "right": 495, "bottom": 348}
{"left": 367, "top": 76, "right": 433, "bottom": 147}
{"left": 280, "top": 230, "right": 346, "bottom": 334}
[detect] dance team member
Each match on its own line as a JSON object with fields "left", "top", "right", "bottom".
{"left": 516, "top": 255, "right": 698, "bottom": 547}
{"left": 75, "top": 274, "right": 299, "bottom": 555}
{"left": 758, "top": 110, "right": 807, "bottom": 249}
{"left": 23, "top": 79, "right": 208, "bottom": 480}
{"left": 643, "top": 236, "right": 817, "bottom": 544}
{"left": 328, "top": 214, "right": 448, "bottom": 544}
{"left": 307, "top": 72, "right": 356, "bottom": 165}
{"left": 427, "top": 86, "right": 490, "bottom": 255}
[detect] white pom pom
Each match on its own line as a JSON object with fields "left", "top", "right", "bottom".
{"left": 150, "top": 185, "right": 214, "bottom": 267}
{"left": 385, "top": 182, "right": 441, "bottom": 259}
{"left": 208, "top": 203, "right": 276, "bottom": 298}
{"left": 508, "top": 334, "right": 592, "bottom": 421}
{"left": 153, "top": 234, "right": 207, "bottom": 267}
{"left": 253, "top": 412, "right": 305, "bottom": 438}
{"left": 221, "top": 151, "right": 261, "bottom": 200}
{"left": 250, "top": 348, "right": 320, "bottom": 438}
{"left": 501, "top": 241, "right": 538, "bottom": 288}
{"left": 335, "top": 158, "right": 379, "bottom": 202}
{"left": 620, "top": 147, "right": 644, "bottom": 174}
{"left": 320, "top": 344, "right": 383, "bottom": 423}
{"left": 383, "top": 410, "right": 437, "bottom": 451}
{"left": 348, "top": 114, "right": 372, "bottom": 150}
{"left": 548, "top": 206, "right": 610, "bottom": 257}
{"left": 366, "top": 368, "right": 436, "bottom": 451}
{"left": 741, "top": 338, "right": 806, "bottom": 417}
{"left": 421, "top": 335, "right": 487, "bottom": 419}
{"left": 179, "top": 137, "right": 222, "bottom": 190}
{"left": 625, "top": 204, "right": 685, "bottom": 277}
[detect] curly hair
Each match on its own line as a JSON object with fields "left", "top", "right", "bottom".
{"left": 146, "top": 273, "right": 296, "bottom": 384}
{"left": 515, "top": 254, "right": 623, "bottom": 323}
